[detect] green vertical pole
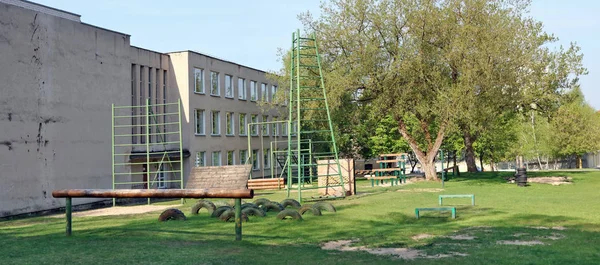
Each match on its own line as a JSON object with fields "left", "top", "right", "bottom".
{"left": 247, "top": 123, "right": 252, "bottom": 179}
{"left": 146, "top": 98, "right": 150, "bottom": 205}
{"left": 295, "top": 29, "right": 302, "bottom": 203}
{"left": 235, "top": 198, "right": 242, "bottom": 241}
{"left": 441, "top": 150, "right": 445, "bottom": 188}
{"left": 287, "top": 31, "right": 294, "bottom": 198}
{"left": 66, "top": 197, "right": 72, "bottom": 236}
{"left": 314, "top": 32, "right": 345, "bottom": 196}
{"left": 270, "top": 141, "right": 274, "bottom": 179}
{"left": 178, "top": 99, "right": 184, "bottom": 204}
{"left": 111, "top": 104, "right": 116, "bottom": 207}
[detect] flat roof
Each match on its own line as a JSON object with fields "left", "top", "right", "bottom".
{"left": 168, "top": 50, "right": 271, "bottom": 74}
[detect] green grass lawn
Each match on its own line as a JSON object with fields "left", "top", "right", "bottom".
{"left": 2, "top": 170, "right": 600, "bottom": 264}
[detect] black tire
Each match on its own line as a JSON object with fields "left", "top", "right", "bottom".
{"left": 219, "top": 210, "right": 249, "bottom": 222}
{"left": 158, "top": 208, "right": 186, "bottom": 221}
{"left": 241, "top": 203, "right": 259, "bottom": 210}
{"left": 242, "top": 207, "right": 266, "bottom": 217}
{"left": 276, "top": 209, "right": 303, "bottom": 220}
{"left": 313, "top": 202, "right": 336, "bottom": 213}
{"left": 280, "top": 199, "right": 301, "bottom": 209}
{"left": 211, "top": 206, "right": 234, "bottom": 218}
{"left": 261, "top": 201, "right": 284, "bottom": 212}
{"left": 191, "top": 200, "right": 216, "bottom": 215}
{"left": 298, "top": 205, "right": 322, "bottom": 216}
{"left": 253, "top": 198, "right": 271, "bottom": 207}
{"left": 213, "top": 200, "right": 232, "bottom": 207}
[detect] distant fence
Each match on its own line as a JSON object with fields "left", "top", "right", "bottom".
{"left": 496, "top": 152, "right": 600, "bottom": 170}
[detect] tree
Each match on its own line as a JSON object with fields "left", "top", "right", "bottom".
{"left": 296, "top": 0, "right": 585, "bottom": 180}
{"left": 549, "top": 88, "right": 600, "bottom": 168}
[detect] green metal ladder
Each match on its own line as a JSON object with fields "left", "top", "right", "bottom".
{"left": 287, "top": 29, "right": 346, "bottom": 203}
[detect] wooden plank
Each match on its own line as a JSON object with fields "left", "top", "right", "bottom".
{"left": 52, "top": 189, "right": 254, "bottom": 199}
{"left": 416, "top": 207, "right": 455, "bottom": 211}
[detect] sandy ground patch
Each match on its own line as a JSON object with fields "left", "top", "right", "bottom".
{"left": 497, "top": 240, "right": 544, "bottom": 246}
{"left": 545, "top": 233, "right": 566, "bottom": 240}
{"left": 447, "top": 235, "right": 476, "bottom": 240}
{"left": 529, "top": 226, "right": 568, "bottom": 231}
{"left": 50, "top": 205, "right": 181, "bottom": 218}
{"left": 397, "top": 188, "right": 445, "bottom": 193}
{"left": 528, "top": 176, "right": 572, "bottom": 186}
{"left": 412, "top": 234, "right": 434, "bottom": 240}
{"left": 321, "top": 239, "right": 467, "bottom": 260}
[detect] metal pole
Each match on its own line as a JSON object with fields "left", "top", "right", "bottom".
{"left": 146, "top": 98, "right": 150, "bottom": 205}
{"left": 178, "top": 99, "right": 184, "bottom": 204}
{"left": 111, "top": 104, "right": 116, "bottom": 207}
{"left": 295, "top": 29, "right": 302, "bottom": 203}
{"left": 235, "top": 198, "right": 242, "bottom": 241}
{"left": 287, "top": 31, "right": 294, "bottom": 198}
{"left": 441, "top": 150, "right": 445, "bottom": 188}
{"left": 66, "top": 197, "right": 72, "bottom": 236}
{"left": 247, "top": 122, "right": 252, "bottom": 179}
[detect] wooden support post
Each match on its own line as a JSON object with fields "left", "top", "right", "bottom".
{"left": 66, "top": 197, "right": 72, "bottom": 236}
{"left": 235, "top": 198, "right": 242, "bottom": 241}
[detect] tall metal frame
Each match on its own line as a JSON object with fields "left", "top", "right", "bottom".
{"left": 287, "top": 29, "right": 346, "bottom": 202}
{"left": 111, "top": 99, "right": 184, "bottom": 205}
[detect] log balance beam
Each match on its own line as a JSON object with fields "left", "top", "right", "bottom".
{"left": 52, "top": 188, "right": 254, "bottom": 241}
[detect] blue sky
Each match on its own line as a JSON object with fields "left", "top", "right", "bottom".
{"left": 35, "top": 0, "right": 599, "bottom": 110}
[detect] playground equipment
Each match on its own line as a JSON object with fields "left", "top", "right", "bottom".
{"left": 366, "top": 153, "right": 407, "bottom": 186}
{"left": 286, "top": 29, "right": 346, "bottom": 202}
{"left": 111, "top": 99, "right": 185, "bottom": 205}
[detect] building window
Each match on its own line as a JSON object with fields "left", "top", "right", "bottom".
{"left": 238, "top": 78, "right": 246, "bottom": 100}
{"left": 261, "top": 83, "right": 268, "bottom": 102}
{"left": 195, "top": 151, "right": 206, "bottom": 167}
{"left": 282, "top": 122, "right": 288, "bottom": 136}
{"left": 226, "top": 112, "right": 235, "bottom": 136}
{"left": 250, "top": 81, "right": 257, "bottom": 101}
{"left": 225, "top": 75, "right": 233, "bottom": 98}
{"left": 194, "top": 109, "right": 205, "bottom": 135}
{"left": 212, "top": 151, "right": 221, "bottom": 166}
{"left": 263, "top": 149, "right": 270, "bottom": 168}
{"left": 211, "top": 110, "right": 220, "bottom": 135}
{"left": 156, "top": 165, "right": 166, "bottom": 188}
{"left": 131, "top": 64, "right": 137, "bottom": 144}
{"left": 271, "top": 85, "right": 277, "bottom": 102}
{"left": 252, "top": 149, "right": 259, "bottom": 170}
{"left": 250, "top": 114, "right": 258, "bottom": 136}
{"left": 194, "top": 68, "right": 204, "bottom": 94}
{"left": 272, "top": 117, "right": 278, "bottom": 136}
{"left": 262, "top": 115, "right": 269, "bottom": 136}
{"left": 210, "top": 71, "right": 220, "bottom": 96}
{"left": 239, "top": 150, "right": 248, "bottom": 165}
{"left": 227, "top": 150, "right": 235, "bottom": 166}
{"left": 239, "top": 113, "right": 247, "bottom": 135}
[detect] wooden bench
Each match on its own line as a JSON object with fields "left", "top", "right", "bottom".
{"left": 415, "top": 207, "right": 456, "bottom": 219}
{"left": 53, "top": 165, "right": 254, "bottom": 241}
{"left": 247, "top": 178, "right": 285, "bottom": 190}
{"left": 439, "top": 194, "right": 475, "bottom": 206}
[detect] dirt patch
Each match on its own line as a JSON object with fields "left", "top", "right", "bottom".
{"left": 397, "top": 188, "right": 445, "bottom": 193}
{"left": 513, "top": 233, "right": 529, "bottom": 237}
{"left": 528, "top": 176, "right": 572, "bottom": 186}
{"left": 497, "top": 240, "right": 544, "bottom": 246}
{"left": 50, "top": 205, "right": 181, "bottom": 218}
{"left": 412, "top": 234, "right": 434, "bottom": 240}
{"left": 447, "top": 235, "right": 476, "bottom": 240}
{"left": 544, "top": 233, "right": 565, "bottom": 240}
{"left": 321, "top": 239, "right": 466, "bottom": 260}
{"left": 552, "top": 226, "right": 567, "bottom": 230}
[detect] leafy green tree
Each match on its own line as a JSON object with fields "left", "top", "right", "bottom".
{"left": 295, "top": 0, "right": 585, "bottom": 179}
{"left": 549, "top": 88, "right": 600, "bottom": 168}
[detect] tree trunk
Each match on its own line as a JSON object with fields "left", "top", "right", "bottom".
{"left": 453, "top": 151, "right": 459, "bottom": 176}
{"left": 463, "top": 131, "right": 478, "bottom": 172}
{"left": 479, "top": 152, "right": 484, "bottom": 172}
{"left": 577, "top": 155, "right": 582, "bottom": 169}
{"left": 397, "top": 118, "right": 448, "bottom": 181}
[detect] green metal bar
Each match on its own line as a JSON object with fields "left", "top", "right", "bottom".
{"left": 113, "top": 180, "right": 183, "bottom": 185}
{"left": 111, "top": 104, "right": 116, "bottom": 207}
{"left": 270, "top": 141, "right": 274, "bottom": 179}
{"left": 235, "top": 198, "right": 242, "bottom": 241}
{"left": 247, "top": 122, "right": 252, "bottom": 179}
{"left": 314, "top": 32, "right": 346, "bottom": 197}
{"left": 178, "top": 99, "right": 184, "bottom": 203}
{"left": 146, "top": 98, "right": 151, "bottom": 205}
{"left": 441, "top": 149, "right": 445, "bottom": 188}
{"left": 111, "top": 102, "right": 179, "bottom": 109}
{"left": 295, "top": 29, "right": 302, "bottom": 203}
{"left": 287, "top": 31, "right": 294, "bottom": 198}
{"left": 65, "top": 197, "right": 72, "bottom": 236}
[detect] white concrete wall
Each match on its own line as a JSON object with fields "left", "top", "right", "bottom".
{"left": 0, "top": 2, "right": 130, "bottom": 217}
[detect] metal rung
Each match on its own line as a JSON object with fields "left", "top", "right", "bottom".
{"left": 297, "top": 184, "right": 344, "bottom": 190}
{"left": 300, "top": 108, "right": 326, "bottom": 111}
{"left": 301, "top": 130, "right": 331, "bottom": 133}
{"left": 114, "top": 131, "right": 180, "bottom": 137}
{"left": 299, "top": 64, "right": 319, "bottom": 68}
{"left": 298, "top": 75, "right": 321, "bottom": 79}
{"left": 114, "top": 141, "right": 180, "bottom": 147}
{"left": 299, "top": 86, "right": 321, "bottom": 89}
{"left": 298, "top": 98, "right": 326, "bottom": 101}
{"left": 303, "top": 119, "right": 329, "bottom": 122}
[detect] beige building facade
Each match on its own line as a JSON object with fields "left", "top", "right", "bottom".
{"left": 0, "top": 0, "right": 286, "bottom": 217}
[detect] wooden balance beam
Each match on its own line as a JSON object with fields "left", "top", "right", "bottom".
{"left": 52, "top": 188, "right": 254, "bottom": 240}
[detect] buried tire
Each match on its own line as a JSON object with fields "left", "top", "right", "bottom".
{"left": 276, "top": 209, "right": 303, "bottom": 220}
{"left": 253, "top": 198, "right": 271, "bottom": 207}
{"left": 242, "top": 207, "right": 266, "bottom": 217}
{"left": 158, "top": 208, "right": 186, "bottom": 221}
{"left": 241, "top": 203, "right": 259, "bottom": 210}
{"left": 211, "top": 206, "right": 234, "bottom": 218}
{"left": 219, "top": 210, "right": 249, "bottom": 222}
{"left": 298, "top": 205, "right": 322, "bottom": 216}
{"left": 313, "top": 202, "right": 336, "bottom": 213}
{"left": 191, "top": 200, "right": 216, "bottom": 215}
{"left": 261, "top": 202, "right": 284, "bottom": 212}
{"left": 280, "top": 199, "right": 301, "bottom": 209}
